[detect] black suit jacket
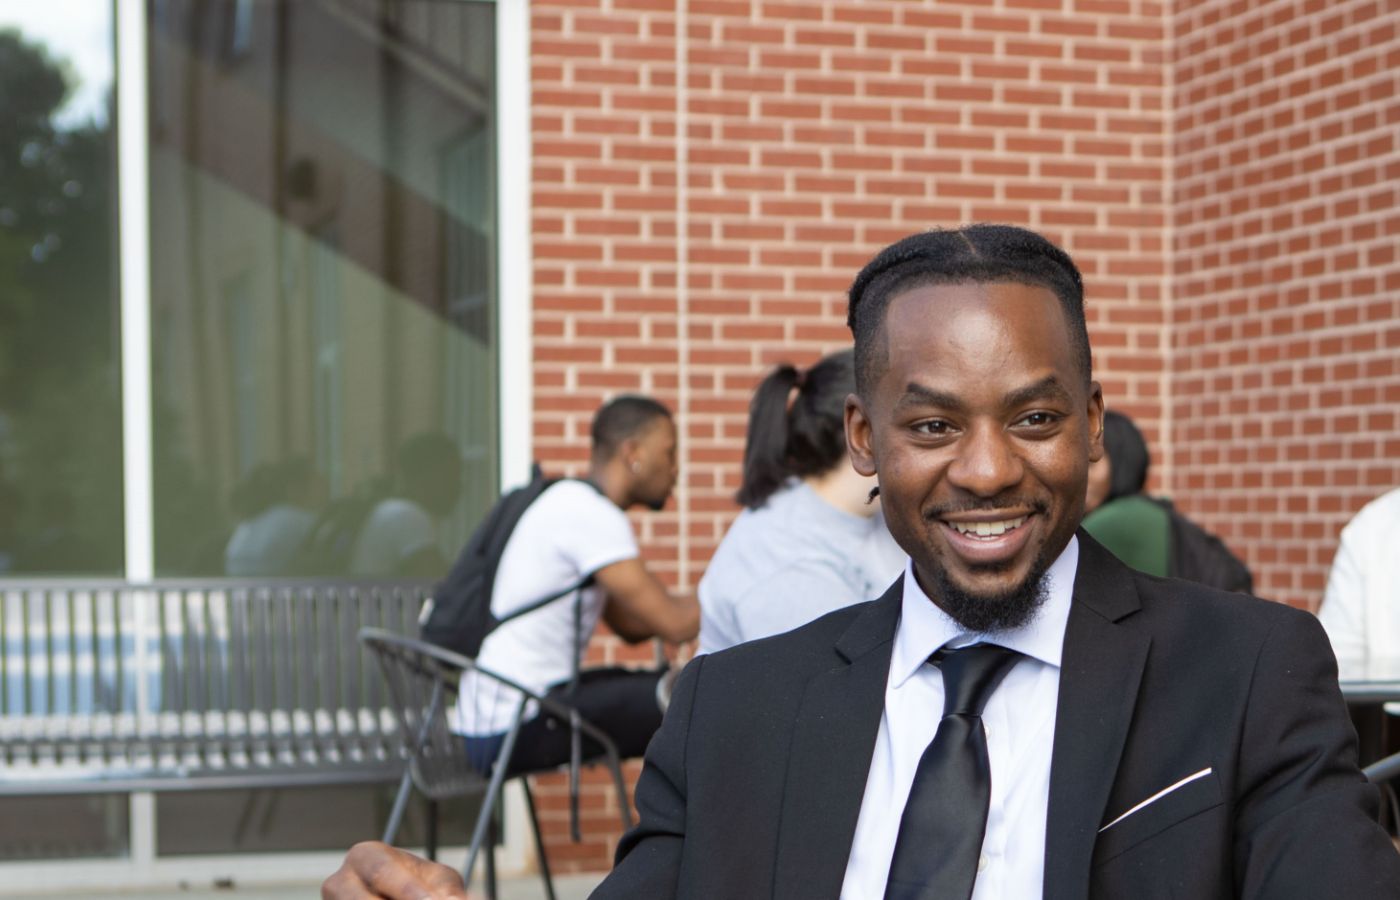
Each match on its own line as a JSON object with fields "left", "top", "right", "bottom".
{"left": 593, "top": 535, "right": 1400, "bottom": 899}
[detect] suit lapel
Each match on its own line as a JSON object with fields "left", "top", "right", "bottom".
{"left": 772, "top": 580, "right": 901, "bottom": 900}
{"left": 1043, "top": 534, "right": 1151, "bottom": 900}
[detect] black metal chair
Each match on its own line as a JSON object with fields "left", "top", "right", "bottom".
{"left": 358, "top": 628, "right": 634, "bottom": 899}
{"left": 1365, "top": 753, "right": 1400, "bottom": 786}
{"left": 1364, "top": 751, "right": 1400, "bottom": 837}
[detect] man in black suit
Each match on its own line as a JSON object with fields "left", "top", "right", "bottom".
{"left": 325, "top": 225, "right": 1400, "bottom": 899}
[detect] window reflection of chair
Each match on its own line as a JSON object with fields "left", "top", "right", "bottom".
{"left": 360, "top": 628, "right": 634, "bottom": 898}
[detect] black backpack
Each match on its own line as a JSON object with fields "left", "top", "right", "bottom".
{"left": 1155, "top": 498, "right": 1254, "bottom": 595}
{"left": 419, "top": 465, "right": 595, "bottom": 656}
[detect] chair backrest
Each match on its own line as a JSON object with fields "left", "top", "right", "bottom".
{"left": 359, "top": 628, "right": 517, "bottom": 801}
{"left": 1364, "top": 752, "right": 1400, "bottom": 785}
{"left": 361, "top": 628, "right": 638, "bottom": 849}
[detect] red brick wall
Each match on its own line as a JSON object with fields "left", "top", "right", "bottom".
{"left": 527, "top": 0, "right": 684, "bottom": 870}
{"left": 525, "top": 0, "right": 1172, "bottom": 873}
{"left": 1168, "top": 0, "right": 1400, "bottom": 610}
{"left": 522, "top": 0, "right": 1400, "bottom": 876}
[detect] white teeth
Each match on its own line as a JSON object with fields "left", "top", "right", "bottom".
{"left": 950, "top": 516, "right": 1027, "bottom": 537}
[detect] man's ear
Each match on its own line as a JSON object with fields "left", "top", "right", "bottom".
{"left": 845, "top": 393, "right": 878, "bottom": 477}
{"left": 618, "top": 436, "right": 641, "bottom": 474}
{"left": 1086, "top": 381, "right": 1106, "bottom": 463}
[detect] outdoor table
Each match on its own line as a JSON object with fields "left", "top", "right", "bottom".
{"left": 1339, "top": 659, "right": 1400, "bottom": 703}
{"left": 1339, "top": 660, "right": 1400, "bottom": 767}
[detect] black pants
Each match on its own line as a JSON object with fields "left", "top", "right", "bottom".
{"left": 464, "top": 667, "right": 667, "bottom": 777}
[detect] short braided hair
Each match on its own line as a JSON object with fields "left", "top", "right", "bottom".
{"left": 847, "top": 224, "right": 1091, "bottom": 395}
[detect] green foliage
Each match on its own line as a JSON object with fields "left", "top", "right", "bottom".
{"left": 0, "top": 28, "right": 122, "bottom": 573}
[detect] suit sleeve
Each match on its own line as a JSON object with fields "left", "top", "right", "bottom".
{"left": 1234, "top": 608, "right": 1400, "bottom": 897}
{"left": 590, "top": 654, "right": 704, "bottom": 899}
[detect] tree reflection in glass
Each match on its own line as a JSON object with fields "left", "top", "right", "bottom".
{"left": 0, "top": 19, "right": 123, "bottom": 575}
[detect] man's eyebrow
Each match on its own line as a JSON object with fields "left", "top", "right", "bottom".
{"left": 1002, "top": 375, "right": 1074, "bottom": 408}
{"left": 894, "top": 376, "right": 1074, "bottom": 412}
{"left": 894, "top": 383, "right": 963, "bottom": 411}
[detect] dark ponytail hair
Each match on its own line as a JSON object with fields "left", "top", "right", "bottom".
{"left": 1102, "top": 410, "right": 1150, "bottom": 501}
{"left": 736, "top": 350, "right": 856, "bottom": 509}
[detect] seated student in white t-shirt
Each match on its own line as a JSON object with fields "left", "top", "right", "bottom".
{"left": 450, "top": 396, "right": 699, "bottom": 774}
{"left": 698, "top": 351, "right": 905, "bottom": 654}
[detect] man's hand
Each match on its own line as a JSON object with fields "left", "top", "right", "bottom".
{"left": 322, "top": 841, "right": 469, "bottom": 900}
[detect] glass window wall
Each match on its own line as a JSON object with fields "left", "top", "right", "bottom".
{"left": 147, "top": 0, "right": 499, "bottom": 580}
{"left": 0, "top": 0, "right": 128, "bottom": 861}
{"left": 0, "top": 2, "right": 124, "bottom": 577}
{"left": 145, "top": 0, "right": 500, "bottom": 853}
{"left": 0, "top": 0, "right": 501, "bottom": 862}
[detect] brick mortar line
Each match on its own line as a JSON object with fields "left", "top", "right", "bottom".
{"left": 1180, "top": 116, "right": 1386, "bottom": 167}
{"left": 674, "top": 0, "right": 693, "bottom": 592}
{"left": 1173, "top": 127, "right": 1400, "bottom": 169}
{"left": 1170, "top": 274, "right": 1400, "bottom": 296}
{"left": 1160, "top": 0, "right": 1180, "bottom": 497}
{"left": 1170, "top": 261, "right": 1400, "bottom": 284}
{"left": 1172, "top": 54, "right": 1398, "bottom": 107}
{"left": 1165, "top": 359, "right": 1400, "bottom": 378}
{"left": 1171, "top": 2, "right": 1396, "bottom": 75}
{"left": 1171, "top": 192, "right": 1400, "bottom": 222}
{"left": 1170, "top": 208, "right": 1400, "bottom": 249}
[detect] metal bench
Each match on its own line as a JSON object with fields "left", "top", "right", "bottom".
{"left": 0, "top": 579, "right": 429, "bottom": 796}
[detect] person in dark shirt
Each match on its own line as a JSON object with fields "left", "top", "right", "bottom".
{"left": 1082, "top": 411, "right": 1170, "bottom": 576}
{"left": 1084, "top": 410, "right": 1251, "bottom": 593}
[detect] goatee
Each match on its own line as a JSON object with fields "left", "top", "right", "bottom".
{"left": 926, "top": 550, "right": 1052, "bottom": 633}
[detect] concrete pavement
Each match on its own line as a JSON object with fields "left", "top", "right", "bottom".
{"left": 12, "top": 871, "right": 605, "bottom": 900}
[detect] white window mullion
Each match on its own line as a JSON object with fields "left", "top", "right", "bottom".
{"left": 496, "top": 0, "right": 532, "bottom": 492}
{"left": 493, "top": 0, "right": 533, "bottom": 870}
{"left": 117, "top": 0, "right": 155, "bottom": 585}
{"left": 116, "top": 0, "right": 157, "bottom": 871}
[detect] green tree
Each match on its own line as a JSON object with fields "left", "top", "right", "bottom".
{"left": 0, "top": 28, "right": 122, "bottom": 573}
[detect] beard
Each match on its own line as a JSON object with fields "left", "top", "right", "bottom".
{"left": 924, "top": 547, "right": 1053, "bottom": 633}
{"left": 909, "top": 493, "right": 1057, "bottom": 633}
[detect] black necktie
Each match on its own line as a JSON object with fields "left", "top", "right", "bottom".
{"left": 883, "top": 643, "right": 1023, "bottom": 900}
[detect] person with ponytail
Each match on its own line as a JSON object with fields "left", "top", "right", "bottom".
{"left": 697, "top": 350, "right": 904, "bottom": 653}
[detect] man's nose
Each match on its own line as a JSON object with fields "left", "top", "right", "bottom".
{"left": 946, "top": 423, "right": 1024, "bottom": 497}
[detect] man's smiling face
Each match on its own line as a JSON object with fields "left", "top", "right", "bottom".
{"left": 846, "top": 280, "right": 1104, "bottom": 631}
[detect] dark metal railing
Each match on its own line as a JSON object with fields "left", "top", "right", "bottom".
{"left": 0, "top": 579, "right": 429, "bottom": 794}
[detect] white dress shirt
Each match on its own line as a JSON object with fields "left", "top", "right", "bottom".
{"left": 840, "top": 537, "right": 1079, "bottom": 900}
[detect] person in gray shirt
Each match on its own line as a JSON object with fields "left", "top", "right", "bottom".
{"left": 698, "top": 350, "right": 905, "bottom": 654}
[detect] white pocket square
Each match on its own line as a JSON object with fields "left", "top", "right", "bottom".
{"left": 1099, "top": 767, "right": 1214, "bottom": 833}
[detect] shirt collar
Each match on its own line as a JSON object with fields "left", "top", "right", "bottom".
{"left": 890, "top": 535, "right": 1079, "bottom": 689}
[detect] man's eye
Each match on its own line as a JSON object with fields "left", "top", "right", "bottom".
{"left": 914, "top": 420, "right": 953, "bottom": 435}
{"left": 1017, "top": 412, "right": 1058, "bottom": 427}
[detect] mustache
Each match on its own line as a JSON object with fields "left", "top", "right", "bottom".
{"left": 924, "top": 497, "right": 1049, "bottom": 520}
